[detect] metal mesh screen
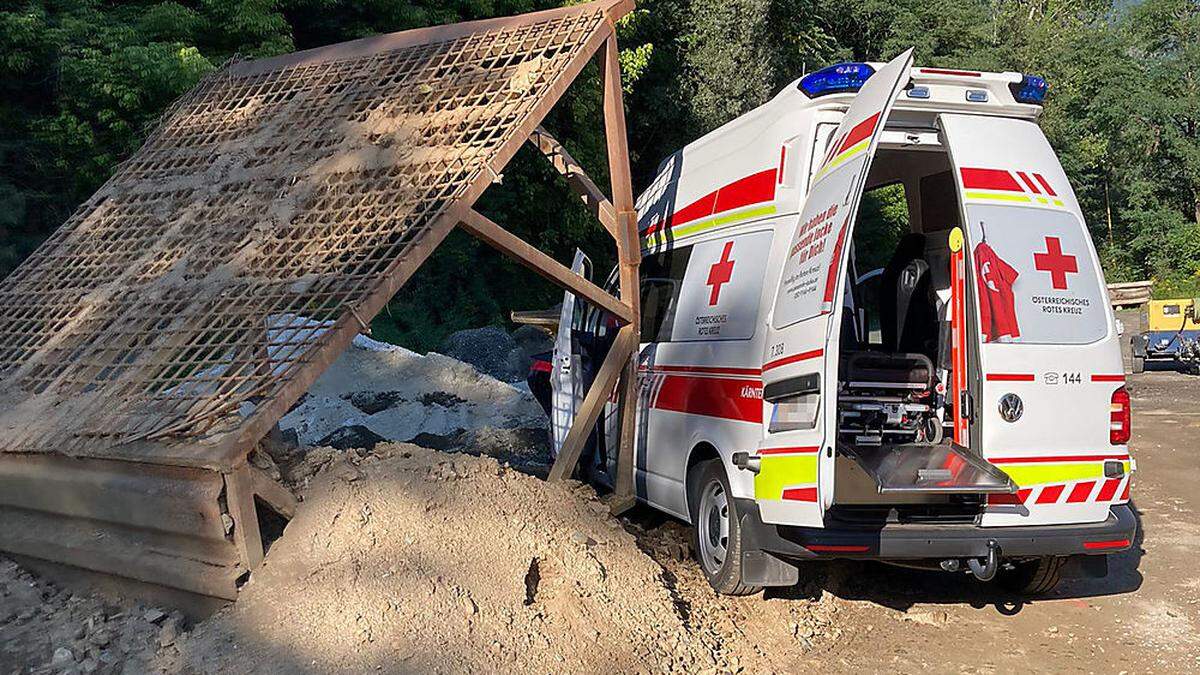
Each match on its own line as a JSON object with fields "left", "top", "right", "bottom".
{"left": 0, "top": 2, "right": 617, "bottom": 465}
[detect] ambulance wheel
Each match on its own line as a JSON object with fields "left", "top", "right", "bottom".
{"left": 687, "top": 459, "right": 761, "bottom": 596}
{"left": 995, "top": 556, "right": 1066, "bottom": 595}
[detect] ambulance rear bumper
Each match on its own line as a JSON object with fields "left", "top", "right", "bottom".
{"left": 739, "top": 500, "right": 1137, "bottom": 561}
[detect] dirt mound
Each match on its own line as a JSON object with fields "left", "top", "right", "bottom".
{"left": 160, "top": 443, "right": 835, "bottom": 673}
{"left": 165, "top": 444, "right": 708, "bottom": 672}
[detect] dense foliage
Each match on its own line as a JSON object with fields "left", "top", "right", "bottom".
{"left": 1, "top": 0, "right": 1197, "bottom": 349}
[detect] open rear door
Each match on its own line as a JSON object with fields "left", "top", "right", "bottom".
{"left": 550, "top": 250, "right": 592, "bottom": 458}
{"left": 756, "top": 50, "right": 913, "bottom": 526}
{"left": 939, "top": 114, "right": 1125, "bottom": 526}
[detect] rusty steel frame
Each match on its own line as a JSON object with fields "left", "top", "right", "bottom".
{"left": 0, "top": 0, "right": 640, "bottom": 598}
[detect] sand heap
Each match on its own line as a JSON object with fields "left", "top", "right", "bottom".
{"left": 165, "top": 444, "right": 717, "bottom": 673}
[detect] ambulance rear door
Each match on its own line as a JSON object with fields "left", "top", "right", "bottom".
{"left": 758, "top": 50, "right": 913, "bottom": 526}
{"left": 939, "top": 114, "right": 1129, "bottom": 527}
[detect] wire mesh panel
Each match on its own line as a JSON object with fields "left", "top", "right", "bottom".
{"left": 0, "top": 1, "right": 624, "bottom": 467}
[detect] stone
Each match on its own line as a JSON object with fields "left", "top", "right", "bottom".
{"left": 437, "top": 326, "right": 527, "bottom": 382}
{"left": 319, "top": 425, "right": 386, "bottom": 451}
{"left": 571, "top": 532, "right": 596, "bottom": 547}
{"left": 51, "top": 647, "right": 75, "bottom": 667}
{"left": 143, "top": 609, "right": 166, "bottom": 624}
{"left": 159, "top": 617, "right": 180, "bottom": 647}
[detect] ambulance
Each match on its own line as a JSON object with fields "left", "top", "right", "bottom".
{"left": 551, "top": 51, "right": 1138, "bottom": 595}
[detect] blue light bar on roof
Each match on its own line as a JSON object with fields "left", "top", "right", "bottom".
{"left": 1009, "top": 74, "right": 1049, "bottom": 104}
{"left": 799, "top": 63, "right": 876, "bottom": 98}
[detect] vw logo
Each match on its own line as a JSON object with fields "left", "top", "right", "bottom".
{"left": 998, "top": 393, "right": 1023, "bottom": 423}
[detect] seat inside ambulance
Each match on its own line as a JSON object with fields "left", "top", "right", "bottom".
{"left": 834, "top": 146, "right": 1013, "bottom": 512}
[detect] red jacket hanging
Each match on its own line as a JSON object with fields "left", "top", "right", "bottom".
{"left": 973, "top": 242, "right": 1021, "bottom": 342}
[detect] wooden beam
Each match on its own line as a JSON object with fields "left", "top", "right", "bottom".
{"left": 599, "top": 29, "right": 642, "bottom": 512}
{"left": 458, "top": 209, "right": 634, "bottom": 324}
{"left": 548, "top": 325, "right": 636, "bottom": 482}
{"left": 224, "top": 464, "right": 264, "bottom": 570}
{"left": 529, "top": 127, "right": 618, "bottom": 237}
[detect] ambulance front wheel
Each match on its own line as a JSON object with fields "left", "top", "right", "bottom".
{"left": 995, "top": 555, "right": 1066, "bottom": 595}
{"left": 687, "top": 459, "right": 762, "bottom": 596}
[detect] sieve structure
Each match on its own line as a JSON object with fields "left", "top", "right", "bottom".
{"left": 0, "top": 1, "right": 626, "bottom": 469}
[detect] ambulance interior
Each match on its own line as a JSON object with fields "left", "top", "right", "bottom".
{"left": 833, "top": 143, "right": 1013, "bottom": 515}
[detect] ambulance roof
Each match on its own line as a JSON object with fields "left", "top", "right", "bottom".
{"left": 636, "top": 64, "right": 1046, "bottom": 250}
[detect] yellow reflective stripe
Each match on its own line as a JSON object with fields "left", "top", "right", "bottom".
{"left": 812, "top": 139, "right": 869, "bottom": 183}
{"left": 1001, "top": 461, "right": 1130, "bottom": 487}
{"left": 641, "top": 204, "right": 777, "bottom": 249}
{"left": 754, "top": 454, "right": 818, "bottom": 500}
{"left": 964, "top": 190, "right": 1033, "bottom": 203}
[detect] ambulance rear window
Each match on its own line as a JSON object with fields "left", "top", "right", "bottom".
{"left": 967, "top": 205, "right": 1108, "bottom": 345}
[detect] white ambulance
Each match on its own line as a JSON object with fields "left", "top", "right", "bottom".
{"left": 553, "top": 51, "right": 1137, "bottom": 595}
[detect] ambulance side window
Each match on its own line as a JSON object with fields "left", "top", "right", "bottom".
{"left": 640, "top": 247, "right": 692, "bottom": 343}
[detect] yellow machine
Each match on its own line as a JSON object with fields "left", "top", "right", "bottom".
{"left": 1135, "top": 298, "right": 1200, "bottom": 374}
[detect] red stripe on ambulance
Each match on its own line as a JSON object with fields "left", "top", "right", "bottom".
{"left": 960, "top": 167, "right": 1023, "bottom": 192}
{"left": 651, "top": 374, "right": 762, "bottom": 423}
{"left": 645, "top": 167, "right": 778, "bottom": 235}
{"left": 1067, "top": 481, "right": 1096, "bottom": 503}
{"left": 763, "top": 348, "right": 824, "bottom": 372}
{"left": 781, "top": 487, "right": 818, "bottom": 502}
{"left": 837, "top": 112, "right": 881, "bottom": 153}
{"left": 758, "top": 446, "right": 820, "bottom": 455}
{"left": 986, "top": 373, "right": 1035, "bottom": 382}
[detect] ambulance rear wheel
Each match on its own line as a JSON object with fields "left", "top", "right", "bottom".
{"left": 687, "top": 459, "right": 761, "bottom": 596}
{"left": 995, "top": 556, "right": 1066, "bottom": 595}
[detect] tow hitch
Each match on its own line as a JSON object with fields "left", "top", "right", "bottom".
{"left": 940, "top": 540, "right": 1001, "bottom": 580}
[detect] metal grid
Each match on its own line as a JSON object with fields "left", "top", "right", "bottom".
{"left": 0, "top": 2, "right": 617, "bottom": 465}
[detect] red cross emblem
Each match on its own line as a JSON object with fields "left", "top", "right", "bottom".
{"left": 1033, "top": 236, "right": 1078, "bottom": 290}
{"left": 706, "top": 241, "right": 735, "bottom": 305}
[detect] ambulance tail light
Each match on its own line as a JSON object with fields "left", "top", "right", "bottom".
{"left": 1009, "top": 74, "right": 1048, "bottom": 104}
{"left": 799, "top": 63, "right": 875, "bottom": 98}
{"left": 1110, "top": 386, "right": 1131, "bottom": 445}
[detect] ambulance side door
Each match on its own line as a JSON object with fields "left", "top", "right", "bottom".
{"left": 758, "top": 50, "right": 914, "bottom": 527}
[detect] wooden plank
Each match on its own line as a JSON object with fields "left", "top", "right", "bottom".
{"left": 248, "top": 465, "right": 298, "bottom": 520}
{"left": 548, "top": 325, "right": 636, "bottom": 482}
{"left": 599, "top": 29, "right": 642, "bottom": 509}
{"left": 529, "top": 127, "right": 618, "bottom": 237}
{"left": 610, "top": 356, "right": 639, "bottom": 515}
{"left": 224, "top": 464, "right": 264, "bottom": 570}
{"left": 458, "top": 209, "right": 635, "bottom": 324}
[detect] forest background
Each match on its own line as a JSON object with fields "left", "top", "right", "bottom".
{"left": 1, "top": 0, "right": 1195, "bottom": 349}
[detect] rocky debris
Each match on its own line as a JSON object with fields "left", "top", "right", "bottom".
{"left": 0, "top": 557, "right": 188, "bottom": 675}
{"left": 317, "top": 424, "right": 386, "bottom": 451}
{"left": 342, "top": 390, "right": 405, "bottom": 415}
{"left": 278, "top": 334, "right": 546, "bottom": 449}
{"left": 438, "top": 326, "right": 529, "bottom": 382}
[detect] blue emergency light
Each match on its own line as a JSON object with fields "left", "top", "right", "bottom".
{"left": 799, "top": 63, "right": 876, "bottom": 98}
{"left": 1009, "top": 74, "right": 1048, "bottom": 104}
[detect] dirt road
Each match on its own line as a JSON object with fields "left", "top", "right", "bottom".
{"left": 771, "top": 370, "right": 1199, "bottom": 673}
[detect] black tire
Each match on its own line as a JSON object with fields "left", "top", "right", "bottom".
{"left": 1131, "top": 356, "right": 1145, "bottom": 374}
{"left": 995, "top": 556, "right": 1067, "bottom": 595}
{"left": 687, "top": 459, "right": 762, "bottom": 596}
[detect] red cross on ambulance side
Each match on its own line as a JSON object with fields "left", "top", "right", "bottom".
{"left": 1034, "top": 236, "right": 1078, "bottom": 290}
{"left": 706, "top": 241, "right": 736, "bottom": 305}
